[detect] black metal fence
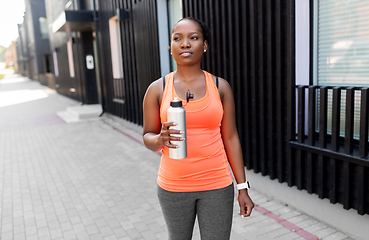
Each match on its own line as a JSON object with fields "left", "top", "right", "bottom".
{"left": 292, "top": 86, "right": 369, "bottom": 215}
{"left": 98, "top": 0, "right": 161, "bottom": 125}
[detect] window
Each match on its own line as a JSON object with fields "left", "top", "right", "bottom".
{"left": 67, "top": 40, "right": 75, "bottom": 78}
{"left": 109, "top": 15, "right": 124, "bottom": 79}
{"left": 313, "top": 0, "right": 369, "bottom": 139}
{"left": 53, "top": 51, "right": 59, "bottom": 77}
{"left": 39, "top": 17, "right": 49, "bottom": 39}
{"left": 109, "top": 15, "right": 125, "bottom": 103}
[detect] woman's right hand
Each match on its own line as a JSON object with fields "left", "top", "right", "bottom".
{"left": 157, "top": 121, "right": 185, "bottom": 148}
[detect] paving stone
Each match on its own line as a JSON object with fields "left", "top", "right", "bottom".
{"left": 258, "top": 226, "right": 292, "bottom": 239}
{"left": 126, "top": 228, "right": 143, "bottom": 240}
{"left": 275, "top": 231, "right": 302, "bottom": 240}
{"left": 0, "top": 73, "right": 354, "bottom": 240}
{"left": 323, "top": 232, "right": 352, "bottom": 240}
{"left": 1, "top": 231, "right": 13, "bottom": 240}
{"left": 314, "top": 227, "right": 339, "bottom": 239}
{"left": 13, "top": 233, "right": 27, "bottom": 240}
{"left": 50, "top": 229, "right": 64, "bottom": 239}
{"left": 112, "top": 228, "right": 127, "bottom": 238}
{"left": 103, "top": 235, "right": 118, "bottom": 240}
{"left": 303, "top": 222, "right": 328, "bottom": 234}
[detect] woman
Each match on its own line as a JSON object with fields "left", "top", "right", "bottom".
{"left": 142, "top": 17, "right": 254, "bottom": 240}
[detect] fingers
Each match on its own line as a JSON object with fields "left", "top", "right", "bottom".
{"left": 245, "top": 203, "right": 253, "bottom": 216}
{"left": 160, "top": 122, "right": 185, "bottom": 148}
{"left": 238, "top": 194, "right": 254, "bottom": 219}
{"left": 239, "top": 204, "right": 252, "bottom": 219}
{"left": 239, "top": 204, "right": 246, "bottom": 219}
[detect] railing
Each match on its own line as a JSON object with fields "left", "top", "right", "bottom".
{"left": 291, "top": 85, "right": 369, "bottom": 215}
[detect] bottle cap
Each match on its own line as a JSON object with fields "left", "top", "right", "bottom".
{"left": 170, "top": 99, "right": 182, "bottom": 107}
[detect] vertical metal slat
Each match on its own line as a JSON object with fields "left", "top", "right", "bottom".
{"left": 257, "top": 0, "right": 266, "bottom": 176}
{"left": 275, "top": 0, "right": 284, "bottom": 182}
{"left": 345, "top": 87, "right": 355, "bottom": 155}
{"left": 357, "top": 165, "right": 367, "bottom": 215}
{"left": 298, "top": 86, "right": 306, "bottom": 143}
{"left": 331, "top": 87, "right": 341, "bottom": 152}
{"left": 266, "top": 0, "right": 275, "bottom": 179}
{"left": 241, "top": 0, "right": 251, "bottom": 169}
{"left": 359, "top": 88, "right": 369, "bottom": 158}
{"left": 308, "top": 86, "right": 317, "bottom": 146}
{"left": 343, "top": 161, "right": 351, "bottom": 210}
{"left": 319, "top": 86, "right": 328, "bottom": 148}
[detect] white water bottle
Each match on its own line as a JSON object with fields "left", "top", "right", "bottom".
{"left": 167, "top": 98, "right": 187, "bottom": 159}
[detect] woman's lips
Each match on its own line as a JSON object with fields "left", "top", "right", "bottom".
{"left": 180, "top": 52, "right": 192, "bottom": 57}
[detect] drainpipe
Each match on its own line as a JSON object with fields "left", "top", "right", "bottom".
{"left": 92, "top": 0, "right": 105, "bottom": 116}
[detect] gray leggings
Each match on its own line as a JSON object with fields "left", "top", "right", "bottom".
{"left": 157, "top": 184, "right": 234, "bottom": 240}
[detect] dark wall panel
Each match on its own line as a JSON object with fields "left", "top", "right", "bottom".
{"left": 183, "top": 0, "right": 295, "bottom": 183}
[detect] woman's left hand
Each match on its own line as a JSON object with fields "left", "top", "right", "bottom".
{"left": 238, "top": 189, "right": 254, "bottom": 218}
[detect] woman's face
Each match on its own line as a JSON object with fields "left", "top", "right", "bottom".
{"left": 171, "top": 19, "right": 207, "bottom": 66}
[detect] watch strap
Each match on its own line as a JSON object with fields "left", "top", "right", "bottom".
{"left": 237, "top": 181, "right": 250, "bottom": 190}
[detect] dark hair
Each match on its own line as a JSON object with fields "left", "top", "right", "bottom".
{"left": 175, "top": 17, "right": 210, "bottom": 44}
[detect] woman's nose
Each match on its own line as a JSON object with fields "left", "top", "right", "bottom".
{"left": 181, "top": 40, "right": 190, "bottom": 48}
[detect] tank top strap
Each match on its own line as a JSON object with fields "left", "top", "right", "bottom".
{"left": 161, "top": 72, "right": 175, "bottom": 110}
{"left": 203, "top": 71, "right": 222, "bottom": 105}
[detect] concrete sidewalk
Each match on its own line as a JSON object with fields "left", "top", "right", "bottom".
{"left": 0, "top": 70, "right": 357, "bottom": 239}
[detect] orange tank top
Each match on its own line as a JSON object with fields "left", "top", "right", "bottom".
{"left": 158, "top": 70, "right": 233, "bottom": 192}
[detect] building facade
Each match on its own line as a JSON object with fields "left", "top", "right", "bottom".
{"left": 44, "top": 0, "right": 99, "bottom": 104}
{"left": 17, "top": 0, "right": 51, "bottom": 83}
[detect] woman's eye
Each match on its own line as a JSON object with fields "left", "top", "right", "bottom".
{"left": 191, "top": 36, "right": 199, "bottom": 40}
{"left": 173, "top": 37, "right": 180, "bottom": 41}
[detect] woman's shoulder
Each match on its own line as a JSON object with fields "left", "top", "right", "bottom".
{"left": 145, "top": 73, "right": 174, "bottom": 104}
{"left": 205, "top": 71, "right": 229, "bottom": 87}
{"left": 148, "top": 72, "right": 174, "bottom": 91}
{"left": 144, "top": 77, "right": 163, "bottom": 102}
{"left": 207, "top": 73, "right": 232, "bottom": 100}
{"left": 149, "top": 74, "right": 169, "bottom": 91}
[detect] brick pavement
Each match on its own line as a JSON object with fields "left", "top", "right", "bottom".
{"left": 0, "top": 71, "right": 357, "bottom": 239}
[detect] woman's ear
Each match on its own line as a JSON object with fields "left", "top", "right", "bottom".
{"left": 203, "top": 40, "right": 208, "bottom": 53}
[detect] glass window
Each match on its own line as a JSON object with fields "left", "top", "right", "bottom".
{"left": 39, "top": 17, "right": 49, "bottom": 39}
{"left": 53, "top": 51, "right": 59, "bottom": 77}
{"left": 109, "top": 15, "right": 125, "bottom": 103}
{"left": 109, "top": 16, "right": 124, "bottom": 79}
{"left": 313, "top": 0, "right": 369, "bottom": 139}
{"left": 67, "top": 40, "right": 75, "bottom": 78}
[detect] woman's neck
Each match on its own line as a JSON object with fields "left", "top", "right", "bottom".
{"left": 175, "top": 64, "right": 203, "bottom": 82}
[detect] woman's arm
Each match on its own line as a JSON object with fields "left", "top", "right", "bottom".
{"left": 219, "top": 77, "right": 254, "bottom": 218}
{"left": 142, "top": 79, "right": 184, "bottom": 151}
